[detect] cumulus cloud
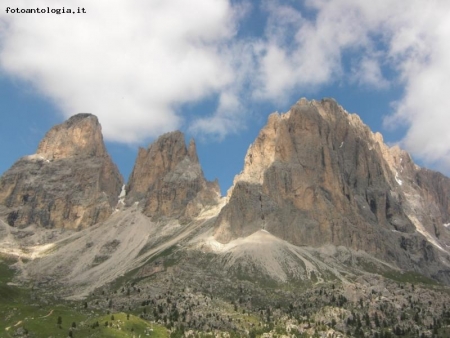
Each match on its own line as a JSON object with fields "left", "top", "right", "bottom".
{"left": 351, "top": 57, "right": 389, "bottom": 89}
{"left": 188, "top": 38, "right": 257, "bottom": 139}
{"left": 252, "top": 0, "right": 450, "bottom": 171}
{"left": 382, "top": 2, "right": 450, "bottom": 170}
{"left": 2, "top": 0, "right": 450, "bottom": 172}
{"left": 0, "top": 0, "right": 237, "bottom": 143}
{"left": 189, "top": 91, "right": 244, "bottom": 140}
{"left": 253, "top": 1, "right": 395, "bottom": 98}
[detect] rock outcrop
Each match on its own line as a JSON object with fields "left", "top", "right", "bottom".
{"left": 214, "top": 98, "right": 450, "bottom": 282}
{"left": 0, "top": 114, "right": 123, "bottom": 229}
{"left": 126, "top": 131, "right": 220, "bottom": 220}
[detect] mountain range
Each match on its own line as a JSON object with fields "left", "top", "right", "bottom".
{"left": 1, "top": 98, "right": 450, "bottom": 338}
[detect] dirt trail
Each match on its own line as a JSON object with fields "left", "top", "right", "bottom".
{"left": 40, "top": 309, "right": 53, "bottom": 318}
{"left": 3, "top": 320, "right": 23, "bottom": 331}
{"left": 3, "top": 302, "right": 57, "bottom": 333}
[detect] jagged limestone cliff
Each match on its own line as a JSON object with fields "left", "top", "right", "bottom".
{"left": 0, "top": 114, "right": 123, "bottom": 229}
{"left": 126, "top": 131, "right": 220, "bottom": 221}
{"left": 1, "top": 99, "right": 450, "bottom": 285}
{"left": 214, "top": 98, "right": 450, "bottom": 282}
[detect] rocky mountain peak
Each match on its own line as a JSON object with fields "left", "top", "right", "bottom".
{"left": 214, "top": 98, "right": 450, "bottom": 283}
{"left": 36, "top": 113, "right": 106, "bottom": 160}
{"left": 126, "top": 131, "right": 220, "bottom": 220}
{"left": 126, "top": 131, "right": 196, "bottom": 201}
{"left": 0, "top": 113, "right": 123, "bottom": 229}
{"left": 225, "top": 99, "right": 348, "bottom": 198}
{"left": 188, "top": 138, "right": 199, "bottom": 163}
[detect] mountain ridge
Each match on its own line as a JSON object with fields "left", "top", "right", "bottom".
{"left": 215, "top": 98, "right": 450, "bottom": 282}
{"left": 1, "top": 97, "right": 450, "bottom": 286}
{"left": 3, "top": 98, "right": 450, "bottom": 337}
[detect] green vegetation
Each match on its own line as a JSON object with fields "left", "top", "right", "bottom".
{"left": 233, "top": 262, "right": 279, "bottom": 289}
{"left": 0, "top": 260, "right": 168, "bottom": 338}
{"left": 113, "top": 245, "right": 180, "bottom": 288}
{"left": 82, "top": 312, "right": 168, "bottom": 338}
{"left": 1, "top": 293, "right": 83, "bottom": 337}
{"left": 0, "top": 259, "right": 20, "bottom": 302}
{"left": 148, "top": 246, "right": 178, "bottom": 265}
{"left": 358, "top": 257, "right": 440, "bottom": 286}
{"left": 2, "top": 251, "right": 450, "bottom": 338}
{"left": 1, "top": 294, "right": 167, "bottom": 338}
{"left": 382, "top": 270, "right": 439, "bottom": 285}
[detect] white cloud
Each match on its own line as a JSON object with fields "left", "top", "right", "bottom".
{"left": 188, "top": 37, "right": 257, "bottom": 138}
{"left": 253, "top": 0, "right": 393, "bottom": 99}
{"left": 379, "top": 1, "right": 450, "bottom": 170}
{"left": 2, "top": 0, "right": 450, "bottom": 173}
{"left": 252, "top": 0, "right": 450, "bottom": 172}
{"left": 189, "top": 91, "right": 244, "bottom": 140}
{"left": 0, "top": 0, "right": 238, "bottom": 143}
{"left": 351, "top": 57, "right": 389, "bottom": 89}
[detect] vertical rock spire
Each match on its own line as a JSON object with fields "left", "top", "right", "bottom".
{"left": 0, "top": 113, "right": 123, "bottom": 229}
{"left": 126, "top": 131, "right": 220, "bottom": 220}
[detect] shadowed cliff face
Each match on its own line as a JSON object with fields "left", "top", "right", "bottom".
{"left": 126, "top": 131, "right": 220, "bottom": 221}
{"left": 0, "top": 114, "right": 123, "bottom": 229}
{"left": 214, "top": 98, "right": 450, "bottom": 282}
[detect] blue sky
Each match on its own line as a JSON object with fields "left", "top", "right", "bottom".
{"left": 1, "top": 0, "right": 450, "bottom": 194}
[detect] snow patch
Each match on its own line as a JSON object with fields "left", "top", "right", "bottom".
{"left": 444, "top": 223, "right": 450, "bottom": 228}
{"left": 119, "top": 185, "right": 126, "bottom": 199}
{"left": 114, "top": 185, "right": 127, "bottom": 212}
{"left": 26, "top": 154, "right": 50, "bottom": 162}
{"left": 395, "top": 171, "right": 403, "bottom": 186}
{"left": 339, "top": 142, "right": 344, "bottom": 148}
{"left": 118, "top": 185, "right": 126, "bottom": 205}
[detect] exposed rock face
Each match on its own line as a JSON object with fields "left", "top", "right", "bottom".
{"left": 214, "top": 98, "right": 450, "bottom": 282}
{"left": 36, "top": 113, "right": 107, "bottom": 159}
{"left": 126, "top": 131, "right": 220, "bottom": 220}
{"left": 0, "top": 114, "right": 123, "bottom": 229}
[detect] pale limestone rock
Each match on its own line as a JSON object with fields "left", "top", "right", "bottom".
{"left": 37, "top": 113, "right": 107, "bottom": 160}
{"left": 214, "top": 98, "right": 450, "bottom": 283}
{"left": 126, "top": 131, "right": 220, "bottom": 221}
{"left": 0, "top": 114, "right": 123, "bottom": 229}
